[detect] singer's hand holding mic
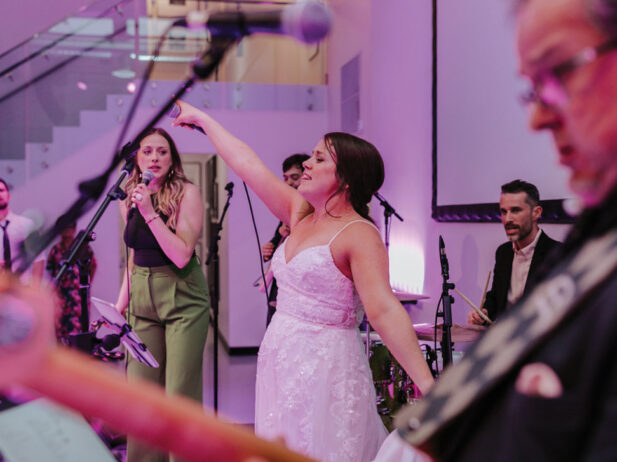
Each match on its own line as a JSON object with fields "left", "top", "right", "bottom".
{"left": 170, "top": 101, "right": 206, "bottom": 135}
{"left": 131, "top": 170, "right": 155, "bottom": 213}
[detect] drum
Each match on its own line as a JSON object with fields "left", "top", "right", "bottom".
{"left": 361, "top": 332, "right": 420, "bottom": 431}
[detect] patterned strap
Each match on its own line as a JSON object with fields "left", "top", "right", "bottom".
{"left": 327, "top": 220, "right": 380, "bottom": 246}
{"left": 396, "top": 229, "right": 617, "bottom": 451}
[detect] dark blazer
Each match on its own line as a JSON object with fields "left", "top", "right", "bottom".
{"left": 484, "top": 231, "right": 561, "bottom": 321}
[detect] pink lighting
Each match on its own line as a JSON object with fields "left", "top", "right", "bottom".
{"left": 76, "top": 81, "right": 87, "bottom": 91}
{"left": 126, "top": 82, "right": 136, "bottom": 93}
{"left": 388, "top": 241, "right": 425, "bottom": 295}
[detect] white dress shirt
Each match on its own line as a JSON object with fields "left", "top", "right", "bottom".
{"left": 507, "top": 229, "right": 543, "bottom": 305}
{"left": 0, "top": 211, "right": 35, "bottom": 266}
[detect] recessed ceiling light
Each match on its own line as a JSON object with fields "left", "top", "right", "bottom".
{"left": 112, "top": 69, "right": 136, "bottom": 79}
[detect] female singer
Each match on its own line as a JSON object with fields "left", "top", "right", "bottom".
{"left": 172, "top": 101, "right": 434, "bottom": 462}
{"left": 115, "top": 128, "right": 210, "bottom": 462}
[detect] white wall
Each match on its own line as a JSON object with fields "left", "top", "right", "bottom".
{"left": 436, "top": 0, "right": 571, "bottom": 205}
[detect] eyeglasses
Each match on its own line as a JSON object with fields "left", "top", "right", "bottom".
{"left": 520, "top": 37, "right": 617, "bottom": 108}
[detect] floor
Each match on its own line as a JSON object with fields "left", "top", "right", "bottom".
{"left": 202, "top": 328, "right": 258, "bottom": 425}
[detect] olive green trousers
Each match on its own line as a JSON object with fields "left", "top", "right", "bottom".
{"left": 126, "top": 256, "right": 210, "bottom": 462}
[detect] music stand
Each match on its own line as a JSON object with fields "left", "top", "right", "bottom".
{"left": 90, "top": 297, "right": 159, "bottom": 368}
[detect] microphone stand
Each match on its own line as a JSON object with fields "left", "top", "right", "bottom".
{"left": 206, "top": 182, "right": 234, "bottom": 414}
{"left": 54, "top": 156, "right": 134, "bottom": 336}
{"left": 437, "top": 236, "right": 454, "bottom": 368}
{"left": 364, "top": 192, "right": 404, "bottom": 357}
{"left": 374, "top": 192, "right": 403, "bottom": 251}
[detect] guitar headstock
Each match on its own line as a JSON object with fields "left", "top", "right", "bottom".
{"left": 0, "top": 276, "right": 55, "bottom": 387}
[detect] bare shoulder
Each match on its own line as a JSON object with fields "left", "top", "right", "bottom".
{"left": 342, "top": 219, "right": 381, "bottom": 237}
{"left": 179, "top": 182, "right": 203, "bottom": 207}
{"left": 330, "top": 219, "right": 385, "bottom": 279}
{"left": 182, "top": 181, "right": 201, "bottom": 198}
{"left": 333, "top": 220, "right": 384, "bottom": 258}
{"left": 344, "top": 220, "right": 383, "bottom": 250}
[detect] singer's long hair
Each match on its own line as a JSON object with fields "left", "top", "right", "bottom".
{"left": 323, "top": 132, "right": 384, "bottom": 223}
{"left": 125, "top": 128, "right": 190, "bottom": 230}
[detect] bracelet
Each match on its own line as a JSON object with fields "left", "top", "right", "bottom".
{"left": 145, "top": 215, "right": 160, "bottom": 225}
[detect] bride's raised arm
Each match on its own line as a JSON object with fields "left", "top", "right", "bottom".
{"left": 172, "top": 100, "right": 308, "bottom": 228}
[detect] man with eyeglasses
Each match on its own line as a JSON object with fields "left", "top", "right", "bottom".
{"left": 392, "top": 0, "right": 617, "bottom": 459}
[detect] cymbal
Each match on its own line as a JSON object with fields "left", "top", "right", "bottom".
{"left": 360, "top": 331, "right": 383, "bottom": 343}
{"left": 413, "top": 323, "right": 486, "bottom": 343}
{"left": 393, "top": 291, "right": 429, "bottom": 303}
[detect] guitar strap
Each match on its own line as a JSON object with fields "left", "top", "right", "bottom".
{"left": 396, "top": 229, "right": 617, "bottom": 453}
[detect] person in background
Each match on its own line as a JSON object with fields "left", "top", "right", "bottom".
{"left": 46, "top": 221, "right": 97, "bottom": 344}
{"left": 467, "top": 179, "right": 560, "bottom": 325}
{"left": 261, "top": 153, "right": 309, "bottom": 325}
{"left": 0, "top": 178, "right": 44, "bottom": 284}
{"left": 399, "top": 0, "right": 617, "bottom": 459}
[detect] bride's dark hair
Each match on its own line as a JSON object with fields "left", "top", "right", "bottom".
{"left": 323, "top": 132, "right": 384, "bottom": 222}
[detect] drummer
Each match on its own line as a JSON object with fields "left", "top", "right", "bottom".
{"left": 467, "top": 180, "right": 560, "bottom": 324}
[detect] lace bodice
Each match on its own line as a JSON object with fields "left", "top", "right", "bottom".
{"left": 271, "top": 239, "right": 364, "bottom": 328}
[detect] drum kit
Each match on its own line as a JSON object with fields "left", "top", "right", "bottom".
{"left": 361, "top": 319, "right": 485, "bottom": 430}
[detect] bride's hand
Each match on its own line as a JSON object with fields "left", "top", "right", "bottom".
{"left": 171, "top": 100, "right": 206, "bottom": 133}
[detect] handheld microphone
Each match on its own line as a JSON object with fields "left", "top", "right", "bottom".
{"left": 225, "top": 182, "right": 234, "bottom": 197}
{"left": 131, "top": 170, "right": 155, "bottom": 209}
{"left": 168, "top": 104, "right": 206, "bottom": 135}
{"left": 439, "top": 235, "right": 450, "bottom": 281}
{"left": 173, "top": 1, "right": 331, "bottom": 44}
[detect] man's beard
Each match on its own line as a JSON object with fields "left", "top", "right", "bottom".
{"left": 506, "top": 222, "right": 532, "bottom": 244}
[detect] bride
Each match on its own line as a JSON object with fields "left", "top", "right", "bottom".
{"left": 172, "top": 101, "right": 434, "bottom": 462}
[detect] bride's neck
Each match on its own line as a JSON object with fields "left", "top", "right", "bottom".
{"left": 310, "top": 196, "right": 356, "bottom": 222}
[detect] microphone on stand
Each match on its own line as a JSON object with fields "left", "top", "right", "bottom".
{"left": 439, "top": 235, "right": 450, "bottom": 281}
{"left": 173, "top": 1, "right": 332, "bottom": 44}
{"left": 225, "top": 182, "right": 234, "bottom": 197}
{"left": 131, "top": 170, "right": 155, "bottom": 209}
{"left": 438, "top": 235, "right": 454, "bottom": 368}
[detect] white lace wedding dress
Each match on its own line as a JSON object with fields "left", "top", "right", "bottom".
{"left": 255, "top": 221, "right": 388, "bottom": 461}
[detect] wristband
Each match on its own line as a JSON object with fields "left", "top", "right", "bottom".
{"left": 145, "top": 215, "right": 159, "bottom": 225}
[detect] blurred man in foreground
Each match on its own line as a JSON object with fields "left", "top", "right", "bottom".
{"left": 398, "top": 0, "right": 617, "bottom": 459}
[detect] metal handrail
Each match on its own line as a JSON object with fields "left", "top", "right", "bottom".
{"left": 0, "top": 0, "right": 133, "bottom": 78}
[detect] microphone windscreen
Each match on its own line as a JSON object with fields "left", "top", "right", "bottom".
{"left": 282, "top": 1, "right": 332, "bottom": 44}
{"left": 142, "top": 170, "right": 155, "bottom": 185}
{"left": 168, "top": 103, "right": 181, "bottom": 119}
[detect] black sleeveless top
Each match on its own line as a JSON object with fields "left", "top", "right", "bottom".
{"left": 124, "top": 205, "right": 173, "bottom": 267}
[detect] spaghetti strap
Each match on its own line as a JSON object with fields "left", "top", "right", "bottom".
{"left": 327, "top": 220, "right": 380, "bottom": 246}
